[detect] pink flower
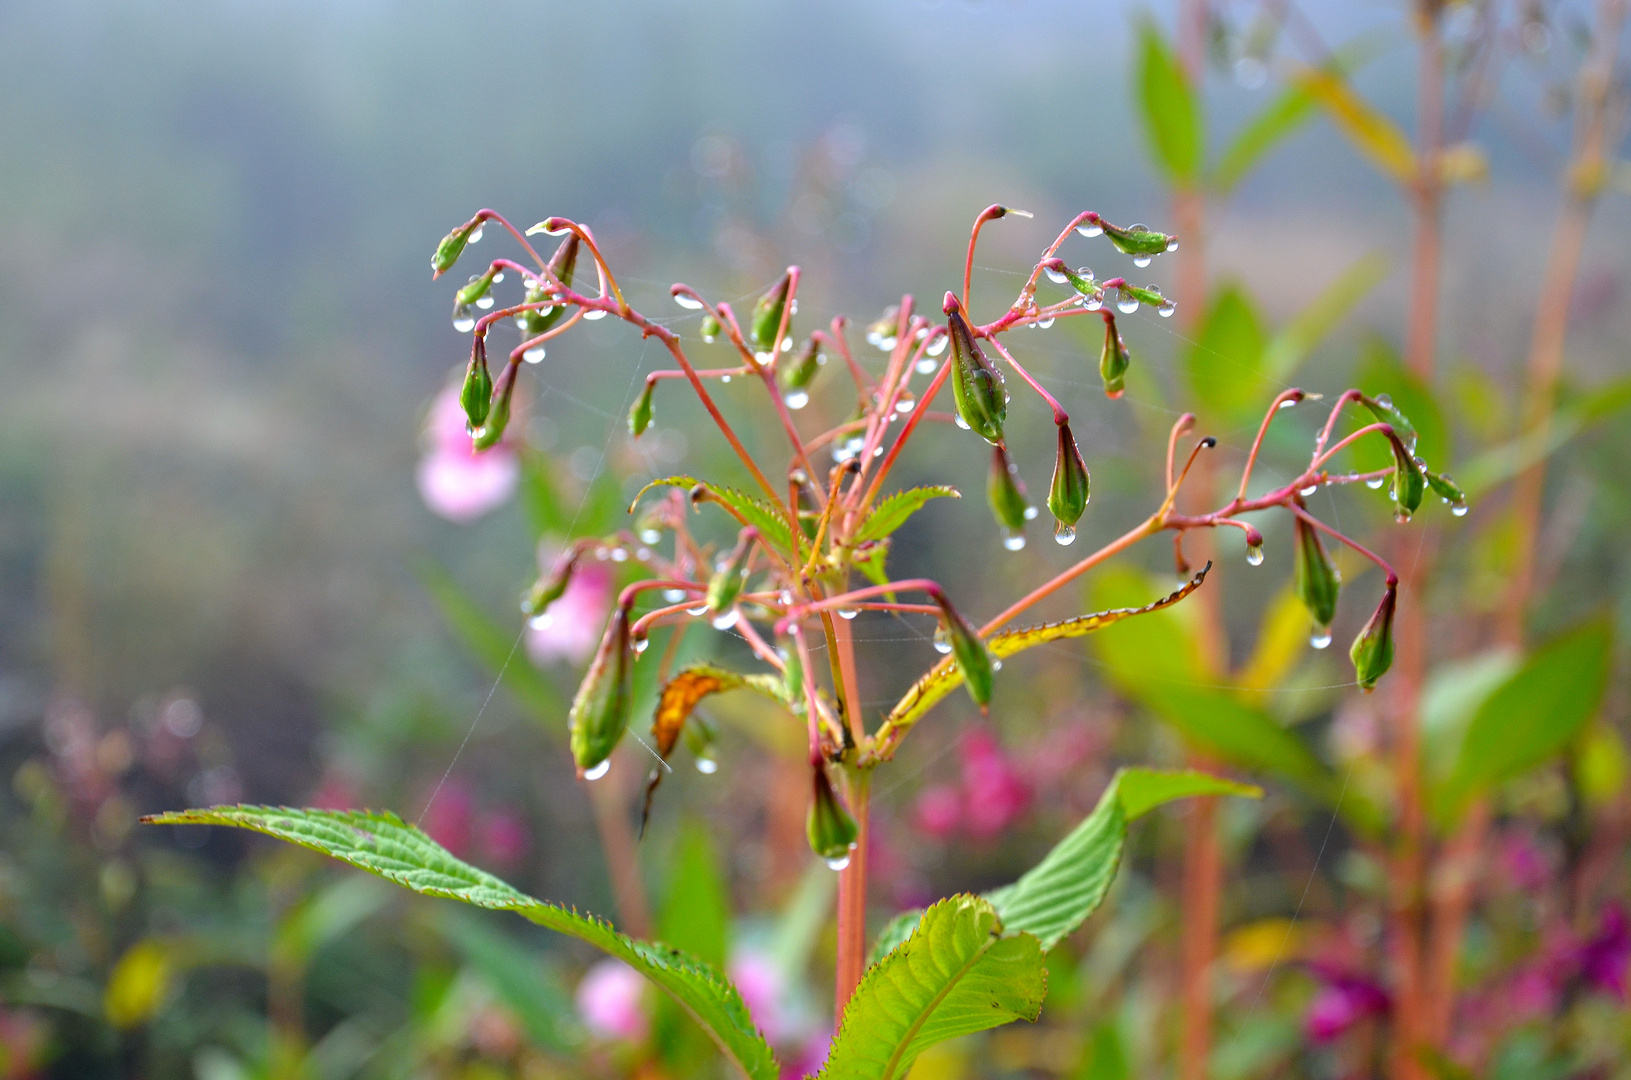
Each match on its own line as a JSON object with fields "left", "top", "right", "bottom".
{"left": 1303, "top": 963, "right": 1390, "bottom": 1043}
{"left": 526, "top": 558, "right": 612, "bottom": 667}
{"left": 729, "top": 951, "right": 789, "bottom": 1042}
{"left": 912, "top": 784, "right": 963, "bottom": 839}
{"left": 420, "top": 779, "right": 473, "bottom": 858}
{"left": 959, "top": 729, "right": 1031, "bottom": 839}
{"left": 576, "top": 959, "right": 647, "bottom": 1042}
{"left": 478, "top": 810, "right": 529, "bottom": 868}
{"left": 416, "top": 383, "right": 519, "bottom": 523}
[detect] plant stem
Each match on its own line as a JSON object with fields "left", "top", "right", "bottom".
{"left": 831, "top": 613, "right": 869, "bottom": 1018}
{"left": 1403, "top": 3, "right": 1444, "bottom": 382}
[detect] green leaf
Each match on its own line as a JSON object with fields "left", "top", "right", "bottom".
{"left": 1436, "top": 618, "right": 1614, "bottom": 825}
{"left": 1350, "top": 337, "right": 1449, "bottom": 471}
{"left": 142, "top": 806, "right": 778, "bottom": 1080}
{"left": 985, "top": 768, "right": 1259, "bottom": 951}
{"left": 1184, "top": 284, "right": 1268, "bottom": 425}
{"left": 1089, "top": 565, "right": 1212, "bottom": 687}
{"left": 660, "top": 821, "right": 730, "bottom": 971}
{"left": 1260, "top": 252, "right": 1388, "bottom": 383}
{"left": 416, "top": 560, "right": 561, "bottom": 722}
{"left": 854, "top": 486, "right": 960, "bottom": 544}
{"left": 819, "top": 896, "right": 1045, "bottom": 1080}
{"left": 1212, "top": 83, "right": 1317, "bottom": 193}
{"left": 1457, "top": 375, "right": 1631, "bottom": 497}
{"left": 438, "top": 910, "right": 583, "bottom": 1052}
{"left": 1135, "top": 23, "right": 1203, "bottom": 183}
{"left": 1419, "top": 650, "right": 1522, "bottom": 787}
{"left": 631, "top": 476, "right": 794, "bottom": 556}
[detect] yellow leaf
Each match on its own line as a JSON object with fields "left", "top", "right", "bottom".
{"left": 1235, "top": 587, "right": 1313, "bottom": 692}
{"left": 1291, "top": 65, "right": 1416, "bottom": 184}
{"left": 1576, "top": 722, "right": 1628, "bottom": 809}
{"left": 1438, "top": 142, "right": 1488, "bottom": 185}
{"left": 105, "top": 939, "right": 172, "bottom": 1029}
{"left": 1222, "top": 918, "right": 1305, "bottom": 973}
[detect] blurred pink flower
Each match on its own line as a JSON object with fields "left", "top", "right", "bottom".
{"left": 1579, "top": 903, "right": 1630, "bottom": 1000}
{"left": 478, "top": 809, "right": 530, "bottom": 867}
{"left": 416, "top": 383, "right": 519, "bottom": 523}
{"left": 1498, "top": 829, "right": 1551, "bottom": 892}
{"left": 420, "top": 779, "right": 473, "bottom": 859}
{"left": 576, "top": 959, "right": 647, "bottom": 1042}
{"left": 1304, "top": 963, "right": 1390, "bottom": 1043}
{"left": 729, "top": 951, "right": 789, "bottom": 1042}
{"left": 912, "top": 784, "right": 962, "bottom": 839}
{"left": 526, "top": 559, "right": 612, "bottom": 667}
{"left": 959, "top": 729, "right": 1032, "bottom": 839}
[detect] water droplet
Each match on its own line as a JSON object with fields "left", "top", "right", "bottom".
{"left": 468, "top": 225, "right": 484, "bottom": 243}
{"left": 1246, "top": 541, "right": 1265, "bottom": 566}
{"left": 695, "top": 757, "right": 719, "bottom": 775}
{"left": 895, "top": 393, "right": 915, "bottom": 413}
{"left": 452, "top": 305, "right": 476, "bottom": 332}
{"left": 641, "top": 528, "right": 663, "bottom": 545}
{"left": 594, "top": 546, "right": 611, "bottom": 560}
{"left": 1376, "top": 394, "right": 1393, "bottom": 409}
{"left": 1002, "top": 532, "right": 1027, "bottom": 551}
{"left": 1083, "top": 295, "right": 1104, "bottom": 312}
{"left": 1451, "top": 500, "right": 1469, "bottom": 517}
{"left": 582, "top": 308, "right": 608, "bottom": 321}
{"left": 933, "top": 640, "right": 953, "bottom": 656}
{"left": 1054, "top": 523, "right": 1076, "bottom": 545}
{"left": 1301, "top": 485, "right": 1319, "bottom": 497}
{"left": 702, "top": 329, "right": 717, "bottom": 344}
{"left": 782, "top": 337, "right": 794, "bottom": 353}
{"left": 1157, "top": 300, "right": 1176, "bottom": 318}
{"left": 583, "top": 759, "right": 610, "bottom": 781}
{"left": 1036, "top": 316, "right": 1055, "bottom": 329}
{"left": 632, "top": 637, "right": 650, "bottom": 655}
{"left": 610, "top": 548, "right": 629, "bottom": 562}
{"left": 663, "top": 588, "right": 687, "bottom": 603}
{"left": 529, "top": 613, "right": 554, "bottom": 630}
{"left": 1023, "top": 506, "right": 1039, "bottom": 521}
{"left": 1133, "top": 254, "right": 1152, "bottom": 268}
{"left": 838, "top": 608, "right": 859, "bottom": 620}
{"left": 877, "top": 335, "right": 897, "bottom": 352}
{"left": 1310, "top": 628, "right": 1333, "bottom": 649}
{"left": 1116, "top": 293, "right": 1140, "bottom": 314}
{"left": 475, "top": 293, "right": 496, "bottom": 310}
{"left": 954, "top": 414, "right": 971, "bottom": 431}
{"left": 712, "top": 610, "right": 741, "bottom": 630}
{"left": 492, "top": 272, "right": 505, "bottom": 284}
{"left": 1278, "top": 399, "right": 1297, "bottom": 410}
{"left": 686, "top": 605, "right": 709, "bottom": 617}
{"left": 1165, "top": 237, "right": 1180, "bottom": 252}
{"left": 1077, "top": 222, "right": 1104, "bottom": 238}
{"left": 523, "top": 345, "right": 546, "bottom": 364}
{"left": 636, "top": 548, "right": 652, "bottom": 561}
{"left": 1394, "top": 507, "right": 1413, "bottom": 524}
{"left": 674, "top": 293, "right": 703, "bottom": 310}
{"left": 1366, "top": 476, "right": 1387, "bottom": 490}
{"left": 784, "top": 390, "right": 809, "bottom": 410}
{"left": 1045, "top": 265, "right": 1069, "bottom": 285}
{"left": 720, "top": 374, "right": 732, "bottom": 383}
{"left": 825, "top": 853, "right": 852, "bottom": 871}
{"left": 925, "top": 336, "right": 948, "bottom": 357}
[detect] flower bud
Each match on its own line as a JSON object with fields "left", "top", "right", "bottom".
{"left": 706, "top": 531, "right": 753, "bottom": 614}
{"left": 1349, "top": 584, "right": 1396, "bottom": 692}
{"left": 1292, "top": 515, "right": 1341, "bottom": 632}
{"left": 431, "top": 220, "right": 479, "bottom": 277}
{"left": 807, "top": 762, "right": 858, "bottom": 866}
{"left": 1099, "top": 315, "right": 1131, "bottom": 399}
{"left": 1047, "top": 422, "right": 1091, "bottom": 534}
{"left": 749, "top": 272, "right": 791, "bottom": 354}
{"left": 522, "top": 548, "right": 579, "bottom": 618}
{"left": 780, "top": 338, "right": 822, "bottom": 392}
{"left": 987, "top": 444, "right": 1030, "bottom": 544}
{"left": 520, "top": 234, "right": 579, "bottom": 336}
{"left": 570, "top": 607, "right": 635, "bottom": 774}
{"left": 460, "top": 337, "right": 493, "bottom": 429}
{"left": 1387, "top": 434, "right": 1425, "bottom": 522}
{"left": 945, "top": 297, "right": 1007, "bottom": 444}
{"left": 1097, "top": 218, "right": 1174, "bottom": 257}
{"left": 934, "top": 595, "right": 994, "bottom": 714}
{"left": 1361, "top": 393, "right": 1418, "bottom": 454}
{"left": 455, "top": 267, "right": 498, "bottom": 308}
{"left": 471, "top": 360, "right": 517, "bottom": 451}
{"left": 628, "top": 379, "right": 656, "bottom": 437}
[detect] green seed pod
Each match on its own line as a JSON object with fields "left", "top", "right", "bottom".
{"left": 431, "top": 220, "right": 479, "bottom": 277}
{"left": 749, "top": 272, "right": 791, "bottom": 354}
{"left": 779, "top": 635, "right": 805, "bottom": 710}
{"left": 521, "top": 548, "right": 579, "bottom": 618}
{"left": 460, "top": 337, "right": 493, "bottom": 430}
{"left": 780, "top": 338, "right": 822, "bottom": 392}
{"left": 629, "top": 379, "right": 656, "bottom": 437}
{"left": 987, "top": 444, "right": 1030, "bottom": 540}
{"left": 705, "top": 532, "right": 753, "bottom": 614}
{"left": 946, "top": 299, "right": 1007, "bottom": 444}
{"left": 935, "top": 595, "right": 994, "bottom": 714}
{"left": 807, "top": 762, "right": 859, "bottom": 865}
{"left": 1425, "top": 469, "right": 1468, "bottom": 515}
{"left": 699, "top": 313, "right": 722, "bottom": 342}
{"left": 1047, "top": 422, "right": 1091, "bottom": 534}
{"left": 471, "top": 360, "right": 517, "bottom": 451}
{"left": 1387, "top": 435, "right": 1425, "bottom": 522}
{"left": 1099, "top": 218, "right": 1174, "bottom": 257}
{"left": 1349, "top": 584, "right": 1397, "bottom": 693}
{"left": 455, "top": 267, "right": 498, "bottom": 308}
{"left": 1292, "top": 515, "right": 1341, "bottom": 632}
{"left": 520, "top": 234, "right": 580, "bottom": 336}
{"left": 1361, "top": 393, "right": 1418, "bottom": 454}
{"left": 569, "top": 607, "right": 634, "bottom": 775}
{"left": 865, "top": 306, "right": 901, "bottom": 349}
{"left": 1099, "top": 315, "right": 1131, "bottom": 399}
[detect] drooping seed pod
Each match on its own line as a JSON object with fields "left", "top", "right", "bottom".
{"left": 1425, "top": 469, "right": 1469, "bottom": 515}
{"left": 569, "top": 607, "right": 635, "bottom": 775}
{"left": 705, "top": 531, "right": 754, "bottom": 614}
{"left": 699, "top": 313, "right": 722, "bottom": 342}
{"left": 471, "top": 359, "right": 518, "bottom": 451}
{"left": 945, "top": 296, "right": 1007, "bottom": 444}
{"left": 521, "top": 547, "right": 580, "bottom": 619}
{"left": 431, "top": 220, "right": 480, "bottom": 277}
{"left": 780, "top": 338, "right": 822, "bottom": 393}
{"left": 1098, "top": 218, "right": 1174, "bottom": 257}
{"left": 779, "top": 634, "right": 805, "bottom": 711}
{"left": 1349, "top": 583, "right": 1397, "bottom": 692}
{"left": 1386, "top": 433, "right": 1426, "bottom": 522}
{"left": 987, "top": 444, "right": 1030, "bottom": 547}
{"left": 1292, "top": 514, "right": 1341, "bottom": 633}
{"left": 1361, "top": 393, "right": 1418, "bottom": 454}
{"left": 934, "top": 594, "right": 994, "bottom": 714}
{"left": 460, "top": 336, "right": 493, "bottom": 430}
{"left": 807, "top": 761, "right": 859, "bottom": 866}
{"left": 628, "top": 378, "right": 656, "bottom": 437}
{"left": 1047, "top": 422, "right": 1091, "bottom": 542}
{"left": 1099, "top": 315, "right": 1131, "bottom": 399}
{"left": 749, "top": 272, "right": 792, "bottom": 354}
{"left": 520, "top": 233, "right": 579, "bottom": 337}
{"left": 455, "top": 267, "right": 498, "bottom": 308}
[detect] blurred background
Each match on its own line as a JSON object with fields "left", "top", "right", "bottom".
{"left": 2, "top": 1, "right": 1629, "bottom": 1078}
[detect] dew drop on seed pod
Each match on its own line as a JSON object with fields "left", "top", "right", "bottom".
{"left": 583, "top": 759, "right": 611, "bottom": 781}
{"left": 583, "top": 308, "right": 608, "bottom": 320}
{"left": 954, "top": 414, "right": 971, "bottom": 430}
{"left": 695, "top": 757, "right": 719, "bottom": 774}
{"left": 702, "top": 330, "right": 717, "bottom": 343}
{"left": 594, "top": 546, "right": 611, "bottom": 560}
{"left": 1084, "top": 295, "right": 1104, "bottom": 311}
{"left": 837, "top": 608, "right": 859, "bottom": 620}
{"left": 476, "top": 294, "right": 495, "bottom": 310}
{"left": 1117, "top": 294, "right": 1140, "bottom": 314}
{"left": 1246, "top": 541, "right": 1265, "bottom": 566}
{"left": 1054, "top": 523, "right": 1077, "bottom": 545}
{"left": 782, "top": 337, "right": 794, "bottom": 352}
{"left": 826, "top": 853, "right": 851, "bottom": 871}
{"left": 896, "top": 392, "right": 916, "bottom": 413}
{"left": 874, "top": 445, "right": 884, "bottom": 457}
{"left": 1301, "top": 485, "right": 1318, "bottom": 497}
{"left": 610, "top": 548, "right": 629, "bottom": 562}
{"left": 1451, "top": 500, "right": 1469, "bottom": 517}
{"left": 916, "top": 358, "right": 937, "bottom": 373}
{"left": 1394, "top": 508, "right": 1412, "bottom": 524}
{"left": 641, "top": 528, "right": 663, "bottom": 545}
{"left": 1003, "top": 531, "right": 1027, "bottom": 551}
{"left": 991, "top": 659, "right": 1003, "bottom": 672}
{"left": 452, "top": 305, "right": 476, "bottom": 332}
{"left": 1310, "top": 627, "right": 1333, "bottom": 649}
{"left": 1278, "top": 398, "right": 1297, "bottom": 409}
{"left": 632, "top": 637, "right": 650, "bottom": 655}
{"left": 1036, "top": 316, "right": 1055, "bottom": 329}
{"left": 1375, "top": 393, "right": 1392, "bottom": 409}
{"left": 784, "top": 390, "right": 809, "bottom": 410}
{"left": 1157, "top": 300, "right": 1176, "bottom": 318}
{"left": 663, "top": 588, "right": 687, "bottom": 603}
{"left": 523, "top": 277, "right": 539, "bottom": 289}
{"left": 1045, "top": 265, "right": 1069, "bottom": 285}
{"left": 523, "top": 345, "right": 546, "bottom": 364}
{"left": 1077, "top": 222, "right": 1104, "bottom": 238}
{"left": 934, "top": 640, "right": 953, "bottom": 655}
{"left": 687, "top": 605, "right": 709, "bottom": 617}
{"left": 712, "top": 610, "right": 740, "bottom": 630}
{"left": 1023, "top": 506, "right": 1038, "bottom": 520}
{"left": 1133, "top": 254, "right": 1152, "bottom": 268}
{"left": 925, "top": 335, "right": 948, "bottom": 357}
{"left": 468, "top": 225, "right": 484, "bottom": 243}
{"left": 529, "top": 613, "right": 554, "bottom": 630}
{"left": 674, "top": 293, "right": 703, "bottom": 309}
{"left": 916, "top": 325, "right": 929, "bottom": 340}
{"left": 1366, "top": 476, "right": 1387, "bottom": 489}
{"left": 1166, "top": 237, "right": 1180, "bottom": 252}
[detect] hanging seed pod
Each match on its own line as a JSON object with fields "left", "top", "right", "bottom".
{"left": 749, "top": 272, "right": 792, "bottom": 354}
{"left": 569, "top": 607, "right": 635, "bottom": 775}
{"left": 779, "top": 634, "right": 805, "bottom": 711}
{"left": 1425, "top": 469, "right": 1469, "bottom": 515}
{"left": 1047, "top": 422, "right": 1090, "bottom": 542}
{"left": 699, "top": 313, "right": 722, "bottom": 342}
{"left": 471, "top": 359, "right": 517, "bottom": 450}
{"left": 780, "top": 338, "right": 822, "bottom": 392}
{"left": 520, "top": 233, "right": 579, "bottom": 337}
{"left": 1386, "top": 434, "right": 1426, "bottom": 522}
{"left": 945, "top": 296, "right": 1007, "bottom": 444}
{"left": 431, "top": 220, "right": 480, "bottom": 277}
{"left": 1292, "top": 514, "right": 1341, "bottom": 633}
{"left": 521, "top": 548, "right": 580, "bottom": 619}
{"left": 455, "top": 267, "right": 498, "bottom": 308}
{"left": 1095, "top": 216, "right": 1174, "bottom": 257}
{"left": 1349, "top": 584, "right": 1397, "bottom": 692}
{"left": 1360, "top": 393, "right": 1418, "bottom": 454}
{"left": 934, "top": 594, "right": 994, "bottom": 714}
{"left": 1099, "top": 315, "right": 1131, "bottom": 399}
{"left": 705, "top": 531, "right": 754, "bottom": 614}
{"left": 460, "top": 336, "right": 493, "bottom": 430}
{"left": 807, "top": 762, "right": 859, "bottom": 867}
{"left": 628, "top": 379, "right": 656, "bottom": 437}
{"left": 987, "top": 444, "right": 1030, "bottom": 547}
